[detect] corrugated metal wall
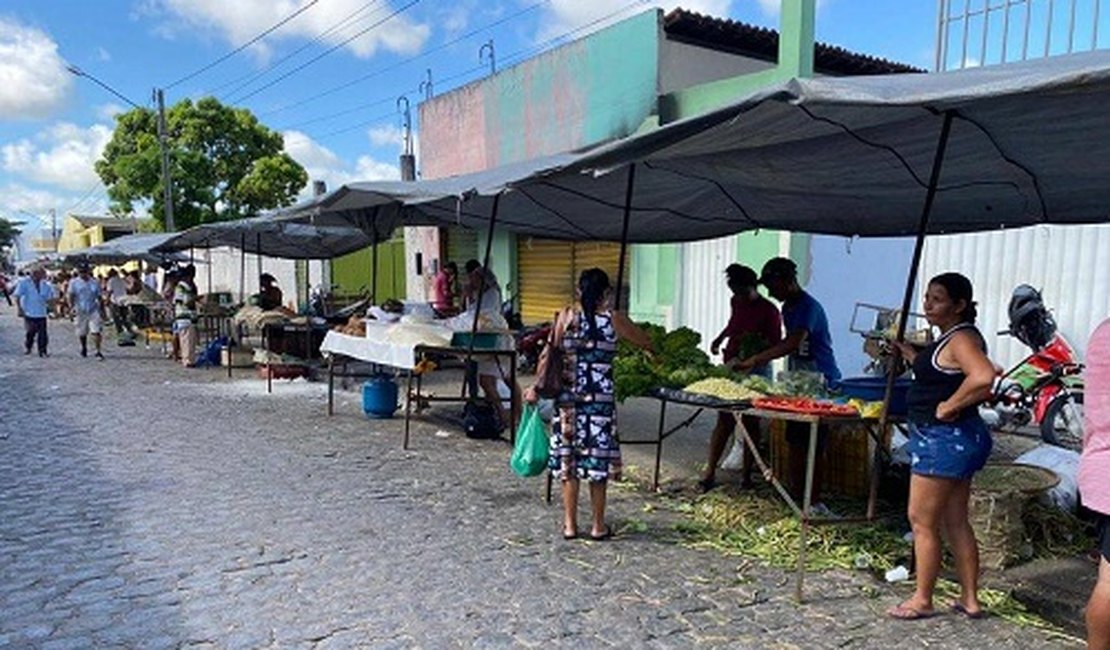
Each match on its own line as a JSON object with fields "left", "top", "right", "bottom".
{"left": 678, "top": 235, "right": 738, "bottom": 354}
{"left": 518, "top": 239, "right": 575, "bottom": 324}
{"left": 921, "top": 225, "right": 1110, "bottom": 367}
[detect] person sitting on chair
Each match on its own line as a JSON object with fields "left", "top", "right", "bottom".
{"left": 257, "top": 273, "right": 283, "bottom": 311}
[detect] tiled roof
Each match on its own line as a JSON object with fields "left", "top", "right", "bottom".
{"left": 664, "top": 8, "right": 926, "bottom": 76}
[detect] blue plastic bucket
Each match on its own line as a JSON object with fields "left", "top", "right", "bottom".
{"left": 362, "top": 375, "right": 399, "bottom": 419}
{"left": 835, "top": 376, "right": 912, "bottom": 416}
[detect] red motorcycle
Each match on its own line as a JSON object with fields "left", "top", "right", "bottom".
{"left": 986, "top": 286, "right": 1084, "bottom": 450}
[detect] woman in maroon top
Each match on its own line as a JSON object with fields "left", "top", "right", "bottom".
{"left": 698, "top": 264, "right": 782, "bottom": 492}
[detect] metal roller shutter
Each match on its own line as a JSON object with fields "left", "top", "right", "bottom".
{"left": 572, "top": 241, "right": 627, "bottom": 302}
{"left": 444, "top": 228, "right": 479, "bottom": 268}
{"left": 518, "top": 238, "right": 574, "bottom": 325}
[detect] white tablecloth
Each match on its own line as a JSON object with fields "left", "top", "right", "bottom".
{"left": 320, "top": 331, "right": 417, "bottom": 369}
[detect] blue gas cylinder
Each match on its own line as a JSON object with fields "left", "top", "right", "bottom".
{"left": 362, "top": 374, "right": 399, "bottom": 419}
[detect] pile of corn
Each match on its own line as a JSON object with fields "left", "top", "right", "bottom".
{"left": 683, "top": 378, "right": 765, "bottom": 402}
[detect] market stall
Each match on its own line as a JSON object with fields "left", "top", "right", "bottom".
{"left": 154, "top": 217, "right": 378, "bottom": 384}
{"left": 275, "top": 50, "right": 1110, "bottom": 600}
{"left": 319, "top": 325, "right": 518, "bottom": 450}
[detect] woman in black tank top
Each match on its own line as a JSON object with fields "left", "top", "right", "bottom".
{"left": 888, "top": 273, "right": 997, "bottom": 622}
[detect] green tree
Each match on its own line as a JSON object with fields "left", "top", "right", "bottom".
{"left": 0, "top": 217, "right": 21, "bottom": 250}
{"left": 95, "top": 97, "right": 308, "bottom": 230}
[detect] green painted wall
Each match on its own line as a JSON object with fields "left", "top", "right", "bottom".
{"left": 331, "top": 240, "right": 407, "bottom": 302}
{"left": 630, "top": 0, "right": 816, "bottom": 325}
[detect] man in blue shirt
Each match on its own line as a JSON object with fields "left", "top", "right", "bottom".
{"left": 736, "top": 257, "right": 842, "bottom": 512}
{"left": 13, "top": 266, "right": 56, "bottom": 357}
{"left": 68, "top": 263, "right": 105, "bottom": 360}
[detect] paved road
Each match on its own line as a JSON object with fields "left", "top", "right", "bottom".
{"left": 0, "top": 314, "right": 1080, "bottom": 648}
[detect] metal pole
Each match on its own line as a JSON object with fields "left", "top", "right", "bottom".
{"left": 465, "top": 195, "right": 501, "bottom": 366}
{"left": 256, "top": 233, "right": 262, "bottom": 296}
{"left": 935, "top": 0, "right": 949, "bottom": 72}
{"left": 50, "top": 209, "right": 57, "bottom": 251}
{"left": 155, "top": 89, "right": 175, "bottom": 232}
{"left": 614, "top": 163, "right": 636, "bottom": 311}
{"left": 239, "top": 232, "right": 246, "bottom": 304}
{"left": 870, "top": 111, "right": 956, "bottom": 520}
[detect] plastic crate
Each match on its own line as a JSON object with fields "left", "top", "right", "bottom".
{"left": 451, "top": 332, "right": 502, "bottom": 349}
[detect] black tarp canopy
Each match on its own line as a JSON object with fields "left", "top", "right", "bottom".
{"left": 277, "top": 49, "right": 1110, "bottom": 241}
{"left": 153, "top": 216, "right": 374, "bottom": 259}
{"left": 62, "top": 233, "right": 186, "bottom": 266}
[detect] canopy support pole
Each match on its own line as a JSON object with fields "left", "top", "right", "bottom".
{"left": 205, "top": 245, "right": 212, "bottom": 296}
{"left": 614, "top": 163, "right": 636, "bottom": 311}
{"left": 464, "top": 194, "right": 501, "bottom": 377}
{"left": 256, "top": 233, "right": 262, "bottom": 295}
{"left": 370, "top": 208, "right": 380, "bottom": 305}
{"left": 239, "top": 232, "right": 246, "bottom": 305}
{"left": 871, "top": 110, "right": 955, "bottom": 520}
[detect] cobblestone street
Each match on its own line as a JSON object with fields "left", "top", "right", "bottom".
{"left": 0, "top": 314, "right": 1082, "bottom": 649}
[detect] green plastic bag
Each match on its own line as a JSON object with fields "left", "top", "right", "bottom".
{"left": 510, "top": 405, "right": 550, "bottom": 477}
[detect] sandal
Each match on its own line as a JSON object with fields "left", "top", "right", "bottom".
{"left": 887, "top": 603, "right": 937, "bottom": 621}
{"left": 562, "top": 530, "right": 578, "bottom": 540}
{"left": 589, "top": 525, "right": 613, "bottom": 541}
{"left": 950, "top": 602, "right": 985, "bottom": 619}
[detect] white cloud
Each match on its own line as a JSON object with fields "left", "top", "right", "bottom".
{"left": 0, "top": 17, "right": 72, "bottom": 119}
{"left": 536, "top": 1, "right": 733, "bottom": 42}
{"left": 0, "top": 182, "right": 71, "bottom": 217}
{"left": 283, "top": 129, "right": 399, "bottom": 198}
{"left": 367, "top": 124, "right": 404, "bottom": 148}
{"left": 2, "top": 122, "right": 113, "bottom": 191}
{"left": 95, "top": 103, "right": 127, "bottom": 121}
{"left": 148, "top": 0, "right": 431, "bottom": 63}
{"left": 96, "top": 46, "right": 112, "bottom": 62}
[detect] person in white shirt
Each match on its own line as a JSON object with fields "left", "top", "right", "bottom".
{"left": 13, "top": 266, "right": 56, "bottom": 357}
{"left": 68, "top": 264, "right": 105, "bottom": 360}
{"left": 105, "top": 269, "right": 129, "bottom": 334}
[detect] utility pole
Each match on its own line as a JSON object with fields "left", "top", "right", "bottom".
{"left": 155, "top": 88, "right": 176, "bottom": 232}
{"left": 50, "top": 209, "right": 57, "bottom": 251}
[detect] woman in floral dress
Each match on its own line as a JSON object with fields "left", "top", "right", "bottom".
{"left": 527, "top": 268, "right": 652, "bottom": 541}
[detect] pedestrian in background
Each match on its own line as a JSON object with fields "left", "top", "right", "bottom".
{"left": 13, "top": 265, "right": 56, "bottom": 357}
{"left": 526, "top": 268, "right": 653, "bottom": 541}
{"left": 1079, "top": 316, "right": 1110, "bottom": 649}
{"left": 68, "top": 263, "right": 105, "bottom": 360}
{"left": 889, "top": 273, "right": 996, "bottom": 621}
{"left": 173, "top": 265, "right": 198, "bottom": 367}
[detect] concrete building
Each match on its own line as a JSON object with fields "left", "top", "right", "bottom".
{"left": 409, "top": 2, "right": 920, "bottom": 374}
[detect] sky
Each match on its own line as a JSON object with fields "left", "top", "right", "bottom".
{"left": 0, "top": 0, "right": 943, "bottom": 243}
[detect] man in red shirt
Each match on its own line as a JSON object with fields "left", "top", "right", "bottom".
{"left": 432, "top": 261, "right": 458, "bottom": 314}
{"left": 699, "top": 264, "right": 782, "bottom": 491}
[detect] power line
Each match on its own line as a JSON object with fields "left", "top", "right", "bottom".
{"left": 165, "top": 0, "right": 322, "bottom": 90}
{"left": 314, "top": 109, "right": 402, "bottom": 140}
{"left": 208, "top": 0, "right": 385, "bottom": 99}
{"left": 277, "top": 94, "right": 400, "bottom": 131}
{"left": 66, "top": 65, "right": 140, "bottom": 108}
{"left": 292, "top": 1, "right": 649, "bottom": 141}
{"left": 260, "top": 0, "right": 551, "bottom": 119}
{"left": 228, "top": 0, "right": 425, "bottom": 104}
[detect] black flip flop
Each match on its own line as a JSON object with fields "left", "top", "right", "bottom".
{"left": 589, "top": 526, "right": 613, "bottom": 541}
{"left": 563, "top": 530, "right": 578, "bottom": 540}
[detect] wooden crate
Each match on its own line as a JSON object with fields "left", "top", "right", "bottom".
{"left": 770, "top": 420, "right": 873, "bottom": 499}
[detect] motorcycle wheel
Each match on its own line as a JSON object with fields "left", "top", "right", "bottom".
{"left": 1040, "top": 391, "right": 1084, "bottom": 451}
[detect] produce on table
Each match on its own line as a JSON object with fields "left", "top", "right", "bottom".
{"left": 615, "top": 324, "right": 737, "bottom": 401}
{"left": 682, "top": 377, "right": 767, "bottom": 403}
{"left": 752, "top": 396, "right": 859, "bottom": 417}
{"left": 770, "top": 370, "right": 828, "bottom": 398}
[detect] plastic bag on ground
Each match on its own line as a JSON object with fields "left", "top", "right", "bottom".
{"left": 510, "top": 405, "right": 550, "bottom": 477}
{"left": 719, "top": 435, "right": 745, "bottom": 470}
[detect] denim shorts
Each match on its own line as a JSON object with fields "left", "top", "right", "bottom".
{"left": 907, "top": 417, "right": 992, "bottom": 480}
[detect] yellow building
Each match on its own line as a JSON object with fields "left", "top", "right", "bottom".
{"left": 57, "top": 214, "right": 147, "bottom": 253}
